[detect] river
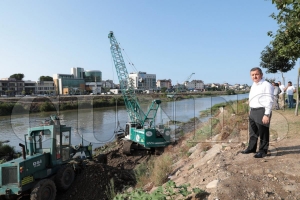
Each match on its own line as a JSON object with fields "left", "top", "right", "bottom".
{"left": 0, "top": 94, "right": 248, "bottom": 150}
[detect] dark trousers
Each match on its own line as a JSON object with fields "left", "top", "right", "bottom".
{"left": 248, "top": 108, "right": 270, "bottom": 154}
{"left": 288, "top": 95, "right": 294, "bottom": 108}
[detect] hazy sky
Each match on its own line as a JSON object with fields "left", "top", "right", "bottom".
{"left": 0, "top": 0, "right": 298, "bottom": 86}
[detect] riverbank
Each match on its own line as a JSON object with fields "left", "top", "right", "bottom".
{"left": 127, "top": 104, "right": 300, "bottom": 199}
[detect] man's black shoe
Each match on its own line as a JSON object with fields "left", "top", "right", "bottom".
{"left": 241, "top": 149, "right": 256, "bottom": 154}
{"left": 254, "top": 152, "right": 265, "bottom": 158}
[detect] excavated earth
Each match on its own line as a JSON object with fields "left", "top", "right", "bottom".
{"left": 56, "top": 140, "right": 151, "bottom": 200}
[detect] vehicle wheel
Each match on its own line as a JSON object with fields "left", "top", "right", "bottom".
{"left": 55, "top": 165, "right": 75, "bottom": 191}
{"left": 30, "top": 179, "right": 56, "bottom": 200}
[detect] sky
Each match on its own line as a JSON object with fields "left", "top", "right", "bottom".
{"left": 0, "top": 0, "right": 299, "bottom": 86}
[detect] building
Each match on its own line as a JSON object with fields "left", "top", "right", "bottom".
{"left": 72, "top": 67, "right": 85, "bottom": 79}
{"left": 84, "top": 70, "right": 102, "bottom": 94}
{"left": 36, "top": 81, "right": 55, "bottom": 95}
{"left": 110, "top": 89, "right": 121, "bottom": 94}
{"left": 53, "top": 73, "right": 86, "bottom": 95}
{"left": 0, "top": 78, "right": 25, "bottom": 96}
{"left": 53, "top": 68, "right": 102, "bottom": 95}
{"left": 156, "top": 79, "right": 172, "bottom": 89}
{"left": 129, "top": 71, "right": 156, "bottom": 91}
{"left": 186, "top": 80, "right": 205, "bottom": 91}
{"left": 102, "top": 80, "right": 115, "bottom": 89}
{"left": 83, "top": 70, "right": 102, "bottom": 82}
{"left": 24, "top": 80, "right": 36, "bottom": 95}
{"left": 23, "top": 80, "right": 56, "bottom": 95}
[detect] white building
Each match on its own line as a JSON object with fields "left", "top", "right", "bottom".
{"left": 129, "top": 71, "right": 157, "bottom": 91}
{"left": 156, "top": 79, "right": 172, "bottom": 89}
{"left": 110, "top": 89, "right": 121, "bottom": 94}
{"left": 36, "top": 81, "right": 55, "bottom": 95}
{"left": 186, "top": 80, "right": 205, "bottom": 91}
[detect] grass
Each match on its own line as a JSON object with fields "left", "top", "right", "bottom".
{"left": 134, "top": 152, "right": 173, "bottom": 188}
{"left": 114, "top": 180, "right": 207, "bottom": 200}
{"left": 105, "top": 179, "right": 117, "bottom": 200}
{"left": 134, "top": 158, "right": 155, "bottom": 188}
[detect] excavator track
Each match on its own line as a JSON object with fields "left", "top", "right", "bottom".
{"left": 154, "top": 147, "right": 165, "bottom": 155}
{"left": 122, "top": 140, "right": 133, "bottom": 155}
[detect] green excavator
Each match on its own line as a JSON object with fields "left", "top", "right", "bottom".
{"left": 108, "top": 31, "right": 173, "bottom": 154}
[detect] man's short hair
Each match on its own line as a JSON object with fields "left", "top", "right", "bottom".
{"left": 250, "top": 67, "right": 263, "bottom": 74}
{"left": 288, "top": 81, "right": 292, "bottom": 84}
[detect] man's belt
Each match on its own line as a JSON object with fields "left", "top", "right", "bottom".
{"left": 250, "top": 107, "right": 264, "bottom": 110}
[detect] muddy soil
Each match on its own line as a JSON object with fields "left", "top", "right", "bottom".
{"left": 56, "top": 140, "right": 151, "bottom": 200}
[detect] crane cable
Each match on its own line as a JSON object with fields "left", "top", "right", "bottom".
{"left": 116, "top": 41, "right": 138, "bottom": 73}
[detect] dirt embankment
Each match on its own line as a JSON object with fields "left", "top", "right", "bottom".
{"left": 55, "top": 108, "right": 300, "bottom": 200}
{"left": 163, "top": 109, "right": 300, "bottom": 200}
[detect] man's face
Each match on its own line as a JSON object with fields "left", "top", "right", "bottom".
{"left": 250, "top": 70, "right": 262, "bottom": 83}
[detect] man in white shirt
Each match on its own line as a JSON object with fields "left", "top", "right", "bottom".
{"left": 284, "top": 81, "right": 296, "bottom": 108}
{"left": 241, "top": 67, "right": 273, "bottom": 158}
{"left": 278, "top": 81, "right": 285, "bottom": 109}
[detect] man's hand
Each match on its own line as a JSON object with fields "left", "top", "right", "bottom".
{"left": 262, "top": 115, "right": 270, "bottom": 124}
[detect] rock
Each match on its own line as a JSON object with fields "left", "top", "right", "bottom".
{"left": 206, "top": 180, "right": 219, "bottom": 189}
{"left": 188, "top": 145, "right": 197, "bottom": 154}
{"left": 200, "top": 151, "right": 206, "bottom": 158}
{"left": 268, "top": 174, "right": 273, "bottom": 178}
{"left": 175, "top": 170, "right": 181, "bottom": 176}
{"left": 143, "top": 182, "right": 154, "bottom": 191}
{"left": 225, "top": 146, "right": 232, "bottom": 151}
{"left": 212, "top": 134, "right": 220, "bottom": 141}
{"left": 189, "top": 144, "right": 203, "bottom": 159}
{"left": 194, "top": 144, "right": 222, "bottom": 168}
{"left": 127, "top": 187, "right": 133, "bottom": 193}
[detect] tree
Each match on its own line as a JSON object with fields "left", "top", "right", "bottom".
{"left": 260, "top": 45, "right": 295, "bottom": 84}
{"left": 269, "top": 1, "right": 300, "bottom": 60}
{"left": 295, "top": 67, "right": 300, "bottom": 116}
{"left": 39, "top": 76, "right": 53, "bottom": 81}
{"left": 161, "top": 87, "right": 167, "bottom": 93}
{"left": 10, "top": 73, "right": 24, "bottom": 80}
{"left": 264, "top": 77, "right": 276, "bottom": 83}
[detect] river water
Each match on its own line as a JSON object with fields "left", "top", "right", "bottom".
{"left": 0, "top": 94, "right": 248, "bottom": 150}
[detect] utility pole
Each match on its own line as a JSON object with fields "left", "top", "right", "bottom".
{"left": 95, "top": 76, "right": 97, "bottom": 94}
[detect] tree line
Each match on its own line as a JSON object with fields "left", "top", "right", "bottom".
{"left": 9, "top": 74, "right": 53, "bottom": 81}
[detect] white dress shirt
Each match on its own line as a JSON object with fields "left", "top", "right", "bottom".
{"left": 286, "top": 85, "right": 295, "bottom": 95}
{"left": 249, "top": 79, "right": 274, "bottom": 115}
